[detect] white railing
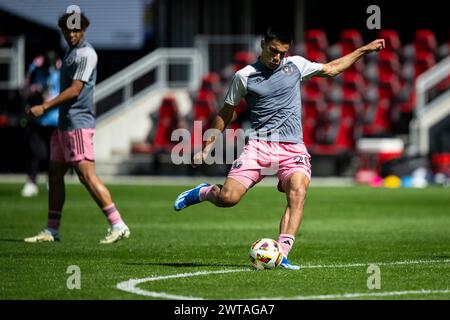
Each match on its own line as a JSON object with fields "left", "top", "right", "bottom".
{"left": 410, "top": 56, "right": 450, "bottom": 156}
{"left": 415, "top": 56, "right": 450, "bottom": 117}
{"left": 0, "top": 36, "right": 25, "bottom": 90}
{"left": 94, "top": 48, "right": 203, "bottom": 118}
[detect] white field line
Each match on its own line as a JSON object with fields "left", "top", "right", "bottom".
{"left": 300, "top": 259, "right": 450, "bottom": 269}
{"left": 284, "top": 289, "right": 450, "bottom": 300}
{"left": 117, "top": 269, "right": 249, "bottom": 300}
{"left": 116, "top": 259, "right": 450, "bottom": 300}
{"left": 0, "top": 174, "right": 354, "bottom": 187}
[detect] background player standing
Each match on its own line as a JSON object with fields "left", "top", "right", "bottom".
{"left": 24, "top": 12, "right": 130, "bottom": 244}
{"left": 21, "top": 50, "right": 60, "bottom": 198}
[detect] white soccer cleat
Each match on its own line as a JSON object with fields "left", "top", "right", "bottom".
{"left": 99, "top": 225, "right": 130, "bottom": 244}
{"left": 24, "top": 229, "right": 59, "bottom": 243}
{"left": 21, "top": 182, "right": 38, "bottom": 197}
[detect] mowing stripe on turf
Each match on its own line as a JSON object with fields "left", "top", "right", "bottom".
{"left": 116, "top": 259, "right": 450, "bottom": 299}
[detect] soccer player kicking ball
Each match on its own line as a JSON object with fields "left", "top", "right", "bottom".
{"left": 24, "top": 12, "right": 130, "bottom": 244}
{"left": 174, "top": 26, "right": 384, "bottom": 269}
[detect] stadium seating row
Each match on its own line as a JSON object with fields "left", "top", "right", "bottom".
{"left": 135, "top": 29, "right": 448, "bottom": 161}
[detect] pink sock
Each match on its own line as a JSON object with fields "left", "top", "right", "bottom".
{"left": 47, "top": 210, "right": 62, "bottom": 230}
{"left": 102, "top": 203, "right": 123, "bottom": 226}
{"left": 199, "top": 185, "right": 215, "bottom": 201}
{"left": 278, "top": 234, "right": 295, "bottom": 257}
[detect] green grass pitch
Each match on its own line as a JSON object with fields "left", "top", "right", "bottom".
{"left": 0, "top": 183, "right": 449, "bottom": 300}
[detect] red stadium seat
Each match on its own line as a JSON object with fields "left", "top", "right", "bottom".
{"left": 378, "top": 50, "right": 401, "bottom": 76}
{"left": 365, "top": 51, "right": 400, "bottom": 83}
{"left": 305, "top": 29, "right": 329, "bottom": 52}
{"left": 307, "top": 99, "right": 358, "bottom": 156}
{"left": 305, "top": 49, "right": 327, "bottom": 63}
{"left": 363, "top": 99, "right": 392, "bottom": 136}
{"left": 302, "top": 96, "right": 327, "bottom": 146}
{"left": 131, "top": 95, "right": 181, "bottom": 155}
{"left": 431, "top": 153, "right": 450, "bottom": 175}
{"left": 152, "top": 95, "right": 179, "bottom": 152}
{"left": 310, "top": 115, "right": 355, "bottom": 155}
{"left": 233, "top": 51, "right": 256, "bottom": 72}
{"left": 437, "top": 74, "right": 450, "bottom": 93}
{"left": 342, "top": 71, "right": 366, "bottom": 96}
{"left": 414, "top": 29, "right": 438, "bottom": 52}
{"left": 199, "top": 72, "right": 221, "bottom": 96}
{"left": 378, "top": 73, "right": 401, "bottom": 100}
{"left": 414, "top": 51, "right": 436, "bottom": 77}
{"left": 190, "top": 91, "right": 216, "bottom": 149}
{"left": 326, "top": 29, "right": 365, "bottom": 71}
{"left": 304, "top": 76, "right": 328, "bottom": 100}
{"left": 340, "top": 29, "right": 364, "bottom": 54}
{"left": 403, "top": 29, "right": 439, "bottom": 62}
{"left": 377, "top": 29, "right": 401, "bottom": 52}
{"left": 391, "top": 84, "right": 416, "bottom": 123}
{"left": 341, "top": 93, "right": 364, "bottom": 124}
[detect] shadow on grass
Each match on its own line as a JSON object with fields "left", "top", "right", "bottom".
{"left": 124, "top": 261, "right": 250, "bottom": 268}
{"left": 0, "top": 238, "right": 25, "bottom": 242}
{"left": 430, "top": 255, "right": 450, "bottom": 260}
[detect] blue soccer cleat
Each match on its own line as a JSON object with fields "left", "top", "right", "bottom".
{"left": 280, "top": 256, "right": 301, "bottom": 270}
{"left": 173, "top": 183, "right": 209, "bottom": 211}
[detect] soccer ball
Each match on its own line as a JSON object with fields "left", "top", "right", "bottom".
{"left": 248, "top": 238, "right": 283, "bottom": 270}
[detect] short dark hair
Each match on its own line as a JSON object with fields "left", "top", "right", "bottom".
{"left": 58, "top": 12, "right": 90, "bottom": 31}
{"left": 264, "top": 25, "right": 293, "bottom": 45}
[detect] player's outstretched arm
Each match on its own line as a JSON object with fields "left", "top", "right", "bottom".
{"left": 192, "top": 103, "right": 234, "bottom": 167}
{"left": 318, "top": 39, "right": 385, "bottom": 78}
{"left": 26, "top": 80, "right": 85, "bottom": 119}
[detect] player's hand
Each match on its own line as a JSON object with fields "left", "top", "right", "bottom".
{"left": 364, "top": 39, "right": 385, "bottom": 53}
{"left": 26, "top": 104, "right": 46, "bottom": 120}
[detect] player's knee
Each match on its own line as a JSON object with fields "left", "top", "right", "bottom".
{"left": 76, "top": 171, "right": 87, "bottom": 185}
{"left": 217, "top": 189, "right": 240, "bottom": 207}
{"left": 76, "top": 170, "right": 93, "bottom": 186}
{"left": 287, "top": 184, "right": 307, "bottom": 201}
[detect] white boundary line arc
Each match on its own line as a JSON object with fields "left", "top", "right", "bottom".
{"left": 117, "top": 269, "right": 250, "bottom": 300}
{"left": 116, "top": 259, "right": 450, "bottom": 300}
